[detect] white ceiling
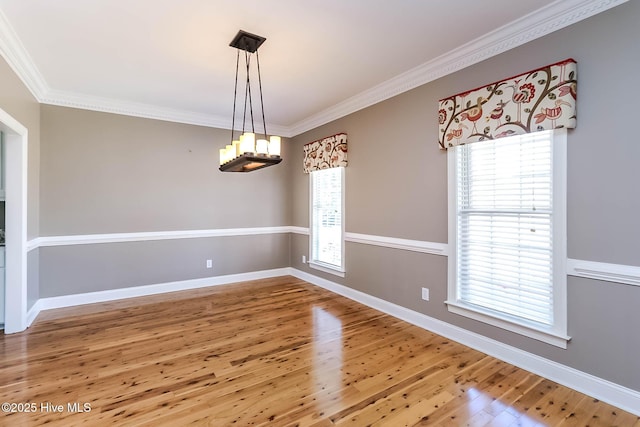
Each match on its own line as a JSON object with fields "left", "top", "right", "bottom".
{"left": 0, "top": 0, "right": 627, "bottom": 137}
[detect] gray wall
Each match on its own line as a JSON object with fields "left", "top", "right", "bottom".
{"left": 291, "top": 1, "right": 640, "bottom": 392}
{"left": 39, "top": 234, "right": 290, "bottom": 297}
{"left": 40, "top": 105, "right": 291, "bottom": 235}
{"left": 27, "top": 249, "right": 38, "bottom": 308}
{"left": 0, "top": 55, "right": 41, "bottom": 306}
{"left": 38, "top": 105, "right": 293, "bottom": 296}
{"left": 0, "top": 0, "right": 637, "bottom": 396}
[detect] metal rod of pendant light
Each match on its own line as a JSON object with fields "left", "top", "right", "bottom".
{"left": 230, "top": 49, "right": 240, "bottom": 145}
{"left": 245, "top": 51, "right": 255, "bottom": 135}
{"left": 256, "top": 49, "right": 268, "bottom": 140}
{"left": 241, "top": 52, "right": 248, "bottom": 136}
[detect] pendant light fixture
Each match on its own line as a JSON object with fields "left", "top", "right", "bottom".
{"left": 219, "top": 30, "right": 282, "bottom": 172}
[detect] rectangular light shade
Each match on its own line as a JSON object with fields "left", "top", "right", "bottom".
{"left": 256, "top": 139, "right": 269, "bottom": 154}
{"left": 269, "top": 136, "right": 281, "bottom": 156}
{"left": 240, "top": 132, "right": 255, "bottom": 154}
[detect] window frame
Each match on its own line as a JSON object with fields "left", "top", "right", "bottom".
{"left": 309, "top": 166, "right": 346, "bottom": 277}
{"left": 446, "top": 129, "right": 569, "bottom": 348}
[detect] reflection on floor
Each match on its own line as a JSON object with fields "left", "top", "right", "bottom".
{"left": 0, "top": 276, "right": 637, "bottom": 426}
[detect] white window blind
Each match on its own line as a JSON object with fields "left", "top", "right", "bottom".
{"left": 456, "top": 131, "right": 554, "bottom": 326}
{"left": 310, "top": 167, "right": 344, "bottom": 271}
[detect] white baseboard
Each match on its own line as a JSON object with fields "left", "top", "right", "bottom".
{"left": 33, "top": 268, "right": 290, "bottom": 313}
{"left": 289, "top": 268, "right": 640, "bottom": 417}
{"left": 26, "top": 300, "right": 42, "bottom": 327}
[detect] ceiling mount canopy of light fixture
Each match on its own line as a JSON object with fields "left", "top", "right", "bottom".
{"left": 219, "top": 30, "right": 282, "bottom": 172}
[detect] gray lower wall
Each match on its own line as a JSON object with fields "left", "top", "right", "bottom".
{"left": 27, "top": 249, "right": 39, "bottom": 308}
{"left": 290, "top": 1, "right": 640, "bottom": 392}
{"left": 39, "top": 234, "right": 290, "bottom": 298}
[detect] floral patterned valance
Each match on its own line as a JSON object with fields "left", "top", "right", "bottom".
{"left": 303, "top": 133, "right": 348, "bottom": 173}
{"left": 438, "top": 59, "right": 577, "bottom": 150}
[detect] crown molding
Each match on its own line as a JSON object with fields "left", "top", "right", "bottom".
{"left": 0, "top": 0, "right": 628, "bottom": 138}
{"left": 287, "top": 0, "right": 629, "bottom": 136}
{"left": 0, "top": 8, "right": 48, "bottom": 100}
{"left": 41, "top": 88, "right": 229, "bottom": 128}
{"left": 39, "top": 89, "right": 293, "bottom": 137}
{"left": 0, "top": 7, "right": 292, "bottom": 136}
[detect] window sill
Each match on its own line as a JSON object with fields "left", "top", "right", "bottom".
{"left": 309, "top": 261, "right": 345, "bottom": 278}
{"left": 445, "top": 300, "right": 570, "bottom": 349}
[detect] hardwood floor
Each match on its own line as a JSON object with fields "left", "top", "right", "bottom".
{"left": 1, "top": 276, "right": 638, "bottom": 426}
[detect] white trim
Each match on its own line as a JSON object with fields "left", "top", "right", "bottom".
{"left": 40, "top": 89, "right": 292, "bottom": 138}
{"left": 552, "top": 129, "right": 569, "bottom": 340}
{"left": 309, "top": 167, "right": 346, "bottom": 273}
{"left": 567, "top": 259, "right": 640, "bottom": 287}
{"left": 288, "top": 226, "right": 310, "bottom": 235}
{"left": 289, "top": 268, "right": 640, "bottom": 417}
{"left": 345, "top": 232, "right": 448, "bottom": 256}
{"left": 25, "top": 238, "right": 39, "bottom": 252}
{"left": 445, "top": 300, "right": 570, "bottom": 349}
{"left": 27, "top": 226, "right": 295, "bottom": 251}
{"left": 309, "top": 261, "right": 345, "bottom": 278}
{"left": 446, "top": 131, "right": 569, "bottom": 348}
{"left": 28, "top": 228, "right": 448, "bottom": 258}
{"left": 26, "top": 228, "right": 640, "bottom": 289}
{"left": 0, "top": 1, "right": 627, "bottom": 137}
{"left": 0, "top": 108, "right": 29, "bottom": 334}
{"left": 0, "top": 9, "right": 48, "bottom": 101}
{"left": 447, "top": 146, "right": 458, "bottom": 329}
{"left": 287, "top": 0, "right": 629, "bottom": 136}
{"left": 26, "top": 299, "right": 42, "bottom": 327}
{"left": 34, "top": 268, "right": 289, "bottom": 313}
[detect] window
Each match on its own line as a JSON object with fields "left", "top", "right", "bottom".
{"left": 310, "top": 167, "right": 345, "bottom": 276}
{"left": 447, "top": 130, "right": 569, "bottom": 348}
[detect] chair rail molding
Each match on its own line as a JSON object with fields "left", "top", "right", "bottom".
{"left": 27, "top": 226, "right": 295, "bottom": 251}
{"left": 567, "top": 258, "right": 640, "bottom": 287}
{"left": 27, "top": 229, "right": 640, "bottom": 290}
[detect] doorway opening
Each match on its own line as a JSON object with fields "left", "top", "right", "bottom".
{"left": 0, "top": 107, "right": 28, "bottom": 333}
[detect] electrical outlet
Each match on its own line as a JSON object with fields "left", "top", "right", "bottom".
{"left": 302, "top": 255, "right": 306, "bottom": 264}
{"left": 421, "top": 287, "right": 429, "bottom": 301}
{"left": 206, "top": 259, "right": 213, "bottom": 269}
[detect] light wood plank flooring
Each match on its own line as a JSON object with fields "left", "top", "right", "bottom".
{"left": 1, "top": 276, "right": 638, "bottom": 426}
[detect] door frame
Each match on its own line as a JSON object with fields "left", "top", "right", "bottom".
{"left": 0, "top": 107, "right": 28, "bottom": 333}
